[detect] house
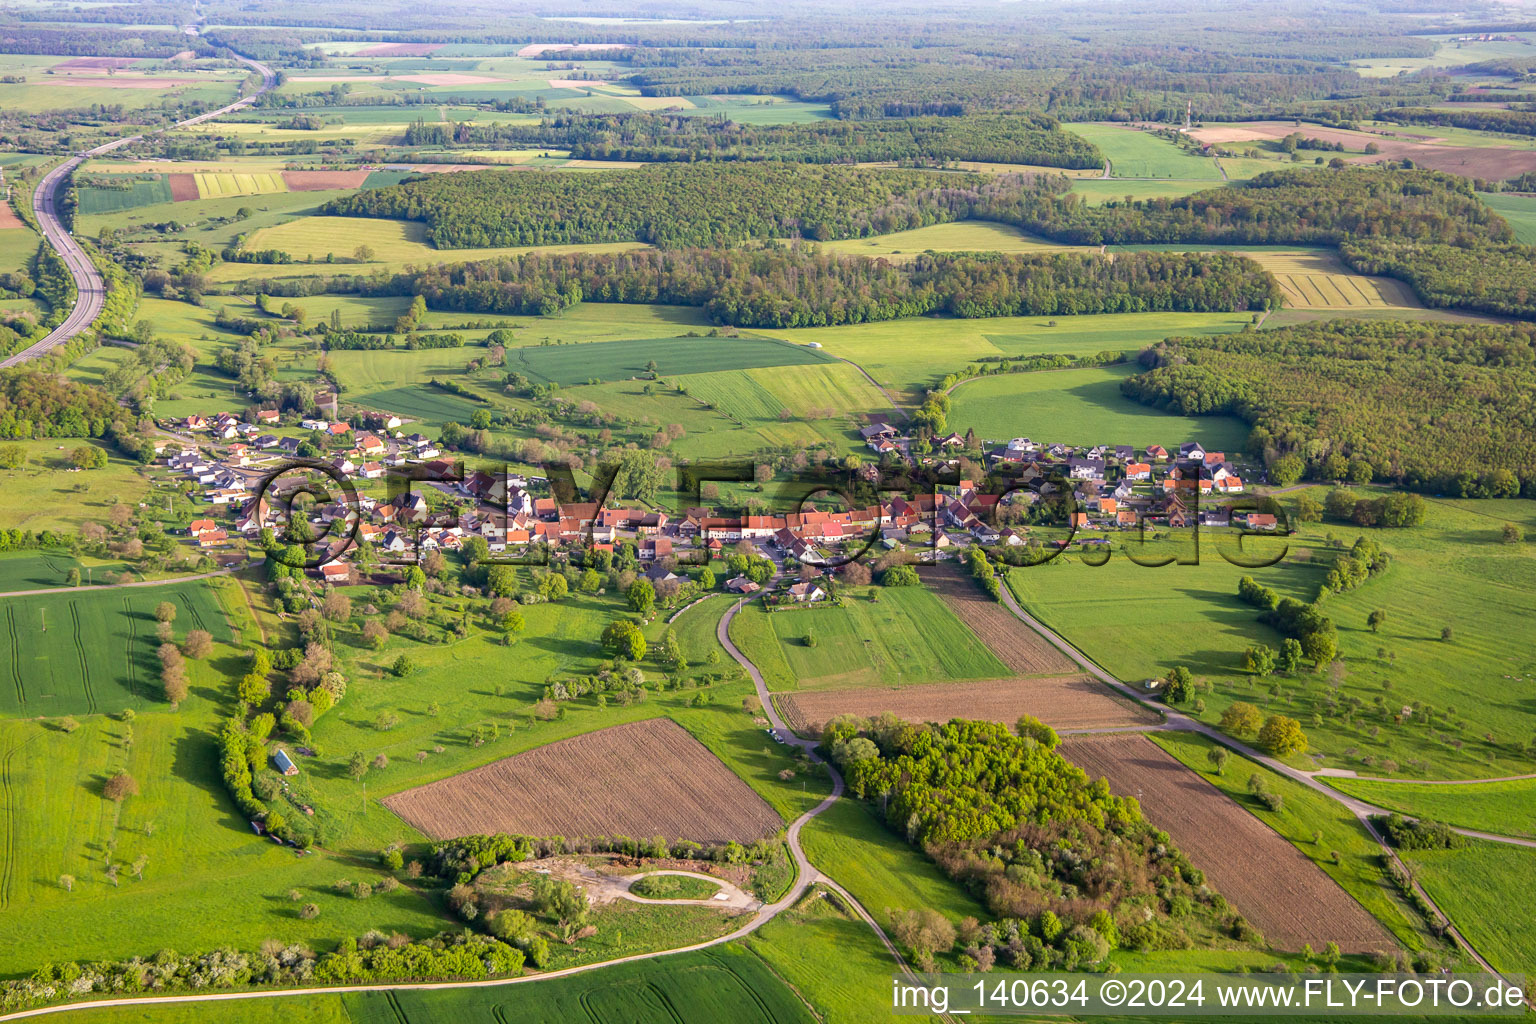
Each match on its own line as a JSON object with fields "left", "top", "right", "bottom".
{"left": 188, "top": 518, "right": 218, "bottom": 537}
{"left": 1178, "top": 441, "right": 1206, "bottom": 462}
{"left": 1125, "top": 462, "right": 1152, "bottom": 481}
{"left": 196, "top": 529, "right": 228, "bottom": 548}
{"left": 1113, "top": 445, "right": 1136, "bottom": 462}
{"left": 1243, "top": 513, "right": 1279, "bottom": 532}
{"left": 300, "top": 418, "right": 327, "bottom": 432}
{"left": 859, "top": 422, "right": 898, "bottom": 442}
{"left": 355, "top": 432, "right": 387, "bottom": 456}
{"left": 1067, "top": 457, "right": 1105, "bottom": 481}
{"left": 184, "top": 414, "right": 209, "bottom": 431}
{"left": 360, "top": 461, "right": 385, "bottom": 479}
{"left": 787, "top": 581, "right": 826, "bottom": 603}
{"left": 725, "top": 575, "right": 761, "bottom": 594}
{"left": 273, "top": 750, "right": 299, "bottom": 776}
{"left": 256, "top": 409, "right": 280, "bottom": 425}
{"left": 1145, "top": 444, "right": 1169, "bottom": 462}
{"left": 320, "top": 561, "right": 352, "bottom": 583}
{"left": 327, "top": 422, "right": 351, "bottom": 437}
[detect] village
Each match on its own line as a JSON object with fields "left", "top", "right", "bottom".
{"left": 158, "top": 402, "right": 1283, "bottom": 602}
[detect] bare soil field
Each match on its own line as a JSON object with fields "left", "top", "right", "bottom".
{"left": 1189, "top": 121, "right": 1536, "bottom": 179}
{"left": 292, "top": 74, "right": 504, "bottom": 86}
{"left": 777, "top": 674, "right": 1158, "bottom": 735}
{"left": 550, "top": 78, "right": 610, "bottom": 88}
{"left": 281, "top": 170, "right": 371, "bottom": 191}
{"left": 58, "top": 77, "right": 194, "bottom": 90}
{"left": 167, "top": 174, "right": 199, "bottom": 202}
{"left": 355, "top": 42, "right": 443, "bottom": 57}
{"left": 382, "top": 718, "right": 782, "bottom": 844}
{"left": 927, "top": 568, "right": 1075, "bottom": 676}
{"left": 1062, "top": 733, "right": 1392, "bottom": 953}
{"left": 0, "top": 201, "right": 24, "bottom": 231}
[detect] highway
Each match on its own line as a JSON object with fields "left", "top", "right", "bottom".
{"left": 0, "top": 54, "right": 276, "bottom": 370}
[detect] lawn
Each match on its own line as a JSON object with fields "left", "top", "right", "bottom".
{"left": 1402, "top": 840, "right": 1536, "bottom": 975}
{"left": 1062, "top": 124, "right": 1225, "bottom": 179}
{"left": 0, "top": 579, "right": 234, "bottom": 717}
{"left": 1326, "top": 777, "right": 1536, "bottom": 839}
{"left": 513, "top": 334, "right": 836, "bottom": 387}
{"left": 1152, "top": 730, "right": 1427, "bottom": 949}
{"left": 727, "top": 585, "right": 1011, "bottom": 692}
{"left": 770, "top": 311, "right": 1251, "bottom": 403}
{"left": 1010, "top": 493, "right": 1536, "bottom": 780}
{"left": 947, "top": 362, "right": 1251, "bottom": 450}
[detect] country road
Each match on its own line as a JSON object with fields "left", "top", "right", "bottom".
{"left": 0, "top": 53, "right": 276, "bottom": 370}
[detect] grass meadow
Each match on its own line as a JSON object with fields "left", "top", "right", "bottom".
{"left": 1062, "top": 124, "right": 1224, "bottom": 179}
{"left": 1477, "top": 192, "right": 1536, "bottom": 244}
{"left": 1326, "top": 777, "right": 1536, "bottom": 839}
{"left": 0, "top": 439, "right": 154, "bottom": 534}
{"left": 1011, "top": 493, "right": 1536, "bottom": 780}
{"left": 1402, "top": 840, "right": 1536, "bottom": 975}
{"left": 947, "top": 362, "right": 1251, "bottom": 450}
{"left": 513, "top": 334, "right": 835, "bottom": 386}
{"left": 1070, "top": 179, "right": 1225, "bottom": 204}
{"left": 727, "top": 585, "right": 1011, "bottom": 692}
{"left": 771, "top": 310, "right": 1250, "bottom": 403}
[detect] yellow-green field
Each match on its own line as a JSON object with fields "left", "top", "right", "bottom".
{"left": 1243, "top": 251, "right": 1420, "bottom": 309}
{"left": 814, "top": 220, "right": 1082, "bottom": 259}
{"left": 223, "top": 215, "right": 648, "bottom": 276}
{"left": 194, "top": 171, "right": 288, "bottom": 199}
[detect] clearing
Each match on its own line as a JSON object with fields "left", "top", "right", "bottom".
{"left": 382, "top": 718, "right": 782, "bottom": 843}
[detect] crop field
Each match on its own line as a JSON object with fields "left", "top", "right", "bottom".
{"left": 1244, "top": 251, "right": 1419, "bottom": 309}
{"left": 354, "top": 384, "right": 484, "bottom": 425}
{"left": 772, "top": 311, "right": 1250, "bottom": 403}
{"left": 1326, "top": 776, "right": 1536, "bottom": 839}
{"left": 1062, "top": 733, "right": 1392, "bottom": 952}
{"left": 382, "top": 718, "right": 782, "bottom": 843}
{"left": 670, "top": 362, "right": 887, "bottom": 451}
{"left": 340, "top": 948, "right": 816, "bottom": 1024}
{"left": 815, "top": 219, "right": 1080, "bottom": 258}
{"left": 1190, "top": 121, "right": 1536, "bottom": 180}
{"left": 778, "top": 674, "right": 1158, "bottom": 736}
{"left": 1063, "top": 123, "right": 1224, "bottom": 179}
{"left": 0, "top": 581, "right": 234, "bottom": 717}
{"left": 0, "top": 227, "right": 35, "bottom": 272}
{"left": 74, "top": 175, "right": 173, "bottom": 215}
{"left": 1402, "top": 840, "right": 1536, "bottom": 975}
{"left": 727, "top": 585, "right": 1012, "bottom": 691}
{"left": 1477, "top": 191, "right": 1536, "bottom": 244}
{"left": 926, "top": 568, "right": 1076, "bottom": 675}
{"left": 241, "top": 215, "right": 649, "bottom": 271}
{"left": 193, "top": 171, "right": 288, "bottom": 199}
{"left": 947, "top": 362, "right": 1251, "bottom": 451}
{"left": 514, "top": 334, "right": 836, "bottom": 387}
{"left": 0, "top": 552, "right": 129, "bottom": 591}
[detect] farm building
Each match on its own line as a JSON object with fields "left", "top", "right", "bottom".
{"left": 273, "top": 750, "right": 299, "bottom": 776}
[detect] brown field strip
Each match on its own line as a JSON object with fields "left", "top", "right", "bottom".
{"left": 777, "top": 674, "right": 1158, "bottom": 736}
{"left": 281, "top": 170, "right": 371, "bottom": 191}
{"left": 382, "top": 718, "right": 782, "bottom": 844}
{"left": 925, "top": 568, "right": 1075, "bottom": 676}
{"left": 1191, "top": 121, "right": 1536, "bottom": 180}
{"left": 355, "top": 42, "right": 443, "bottom": 56}
{"left": 0, "top": 202, "right": 23, "bottom": 231}
{"left": 166, "top": 174, "right": 199, "bottom": 202}
{"left": 1061, "top": 734, "right": 1392, "bottom": 953}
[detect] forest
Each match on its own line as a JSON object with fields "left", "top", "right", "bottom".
{"left": 319, "top": 164, "right": 975, "bottom": 248}
{"left": 0, "top": 370, "right": 125, "bottom": 440}
{"left": 1381, "top": 106, "right": 1536, "bottom": 137}
{"left": 1123, "top": 320, "right": 1536, "bottom": 497}
{"left": 402, "top": 247, "right": 1279, "bottom": 327}
{"left": 824, "top": 715, "right": 1249, "bottom": 962}
{"left": 402, "top": 112, "right": 1105, "bottom": 169}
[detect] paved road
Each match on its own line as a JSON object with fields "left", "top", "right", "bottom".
{"left": 0, "top": 54, "right": 276, "bottom": 370}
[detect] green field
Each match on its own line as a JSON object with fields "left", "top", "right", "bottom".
{"left": 0, "top": 227, "right": 38, "bottom": 275}
{"left": 74, "top": 176, "right": 174, "bottom": 215}
{"left": 1403, "top": 840, "right": 1536, "bottom": 974}
{"left": 771, "top": 311, "right": 1251, "bottom": 403}
{"left": 1, "top": 581, "right": 235, "bottom": 717}
{"left": 1477, "top": 192, "right": 1536, "bottom": 244}
{"left": 947, "top": 362, "right": 1251, "bottom": 450}
{"left": 0, "top": 439, "right": 154, "bottom": 534}
{"left": 727, "top": 585, "right": 1010, "bottom": 692}
{"left": 1063, "top": 124, "right": 1225, "bottom": 179}
{"left": 1327, "top": 776, "right": 1536, "bottom": 839}
{"left": 1071, "top": 178, "right": 1229, "bottom": 205}
{"left": 1011, "top": 494, "right": 1536, "bottom": 779}
{"left": 357, "top": 384, "right": 485, "bottom": 424}
{"left": 0, "top": 552, "right": 131, "bottom": 592}
{"left": 513, "top": 334, "right": 836, "bottom": 387}
{"left": 671, "top": 362, "right": 889, "bottom": 452}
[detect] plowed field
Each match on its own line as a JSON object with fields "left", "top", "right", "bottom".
{"left": 927, "top": 568, "right": 1075, "bottom": 676}
{"left": 383, "top": 718, "right": 782, "bottom": 844}
{"left": 1062, "top": 733, "right": 1392, "bottom": 953}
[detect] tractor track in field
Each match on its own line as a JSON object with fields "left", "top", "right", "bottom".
{"left": 121, "top": 597, "right": 138, "bottom": 699}
{"left": 69, "top": 602, "right": 96, "bottom": 714}
{"left": 0, "top": 735, "right": 36, "bottom": 911}
{"left": 6, "top": 606, "right": 23, "bottom": 708}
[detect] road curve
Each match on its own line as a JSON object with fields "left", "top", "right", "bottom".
{"left": 0, "top": 54, "right": 276, "bottom": 370}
